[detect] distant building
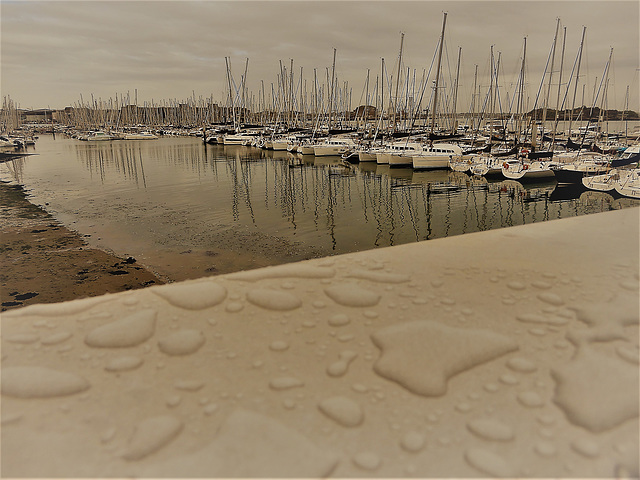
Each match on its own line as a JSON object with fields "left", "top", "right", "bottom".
{"left": 24, "top": 109, "right": 55, "bottom": 123}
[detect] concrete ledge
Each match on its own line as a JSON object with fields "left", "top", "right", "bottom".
{"left": 2, "top": 208, "right": 639, "bottom": 477}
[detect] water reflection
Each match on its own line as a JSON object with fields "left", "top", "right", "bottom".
{"left": 2, "top": 135, "right": 638, "bottom": 270}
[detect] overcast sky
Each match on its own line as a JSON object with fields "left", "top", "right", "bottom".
{"left": 2, "top": 0, "right": 638, "bottom": 113}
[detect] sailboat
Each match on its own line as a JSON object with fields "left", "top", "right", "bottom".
{"left": 410, "top": 13, "right": 465, "bottom": 171}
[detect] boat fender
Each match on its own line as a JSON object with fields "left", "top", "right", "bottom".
{"left": 503, "top": 162, "right": 509, "bottom": 169}
{"left": 523, "top": 164, "right": 529, "bottom": 170}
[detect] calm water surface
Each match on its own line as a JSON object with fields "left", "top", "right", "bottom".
{"left": 2, "top": 134, "right": 638, "bottom": 280}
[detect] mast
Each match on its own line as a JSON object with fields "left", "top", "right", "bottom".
{"left": 328, "top": 48, "right": 337, "bottom": 132}
{"left": 430, "top": 12, "right": 447, "bottom": 140}
{"left": 452, "top": 46, "right": 462, "bottom": 134}
{"left": 541, "top": 18, "right": 560, "bottom": 148}
{"left": 551, "top": 26, "right": 567, "bottom": 148}
{"left": 392, "top": 32, "right": 405, "bottom": 133}
{"left": 567, "top": 26, "right": 586, "bottom": 138}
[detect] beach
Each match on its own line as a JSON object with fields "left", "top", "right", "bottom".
{"left": 0, "top": 180, "right": 163, "bottom": 311}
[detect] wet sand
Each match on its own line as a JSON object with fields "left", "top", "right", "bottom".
{"left": 1, "top": 181, "right": 164, "bottom": 311}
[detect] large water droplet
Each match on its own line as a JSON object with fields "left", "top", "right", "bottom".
{"left": 247, "top": 289, "right": 302, "bottom": 311}
{"left": 2, "top": 366, "right": 90, "bottom": 398}
{"left": 324, "top": 284, "right": 380, "bottom": 308}
{"left": 467, "top": 418, "right": 515, "bottom": 441}
{"left": 318, "top": 396, "right": 364, "bottom": 427}
{"left": 152, "top": 281, "right": 227, "bottom": 310}
{"left": 85, "top": 309, "right": 156, "bottom": 348}
{"left": 158, "top": 329, "right": 205, "bottom": 356}
{"left": 122, "top": 415, "right": 183, "bottom": 461}
{"left": 371, "top": 320, "right": 517, "bottom": 397}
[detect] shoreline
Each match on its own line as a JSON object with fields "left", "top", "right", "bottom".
{"left": 0, "top": 180, "right": 165, "bottom": 311}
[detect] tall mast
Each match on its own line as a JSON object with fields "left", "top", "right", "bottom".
{"left": 541, "top": 18, "right": 560, "bottom": 147}
{"left": 328, "top": 48, "right": 337, "bottom": 132}
{"left": 430, "top": 12, "right": 447, "bottom": 139}
{"left": 392, "top": 32, "right": 405, "bottom": 133}
{"left": 452, "top": 46, "right": 462, "bottom": 133}
{"left": 567, "top": 26, "right": 586, "bottom": 137}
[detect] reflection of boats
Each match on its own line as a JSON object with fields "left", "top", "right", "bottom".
{"left": 499, "top": 179, "right": 555, "bottom": 201}
{"left": 313, "top": 156, "right": 343, "bottom": 167}
{"left": 549, "top": 183, "right": 588, "bottom": 201}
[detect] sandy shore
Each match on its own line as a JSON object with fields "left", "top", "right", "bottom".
{"left": 1, "top": 180, "right": 164, "bottom": 311}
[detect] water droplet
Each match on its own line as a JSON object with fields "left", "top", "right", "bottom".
{"left": 464, "top": 448, "right": 514, "bottom": 477}
{"left": 324, "top": 284, "right": 380, "bottom": 308}
{"left": 537, "top": 292, "right": 564, "bottom": 306}
{"left": 534, "top": 441, "right": 557, "bottom": 457}
{"left": 101, "top": 426, "right": 117, "bottom": 444}
{"left": 173, "top": 380, "right": 204, "bottom": 391}
{"left": 499, "top": 374, "right": 519, "bottom": 385}
{"left": 327, "top": 350, "right": 357, "bottom": 377}
{"left": 122, "top": 415, "right": 183, "bottom": 461}
{"left": 318, "top": 396, "right": 364, "bottom": 427}
{"left": 1, "top": 366, "right": 90, "bottom": 398}
{"left": 571, "top": 437, "right": 600, "bottom": 458}
{"left": 158, "top": 329, "right": 205, "bottom": 356}
{"left": 517, "top": 391, "right": 544, "bottom": 408}
{"left": 166, "top": 395, "right": 182, "bottom": 408}
{"left": 203, "top": 403, "right": 219, "bottom": 415}
{"left": 506, "top": 357, "right": 537, "bottom": 373}
{"left": 456, "top": 402, "right": 472, "bottom": 413}
{"left": 85, "top": 309, "right": 156, "bottom": 348}
{"left": 269, "top": 340, "right": 289, "bottom": 352}
{"left": 531, "top": 281, "right": 553, "bottom": 290}
{"left": 352, "top": 383, "right": 369, "bottom": 393}
{"left": 247, "top": 289, "right": 302, "bottom": 311}
{"left": 616, "top": 345, "right": 639, "bottom": 365}
{"left": 152, "top": 281, "right": 227, "bottom": 310}
{"left": 507, "top": 281, "right": 526, "bottom": 291}
{"left": 352, "top": 451, "right": 381, "bottom": 470}
{"left": 269, "top": 377, "right": 304, "bottom": 390}
{"left": 551, "top": 345, "right": 639, "bottom": 432}
{"left": 225, "top": 302, "right": 244, "bottom": 313}
{"left": 105, "top": 356, "right": 143, "bottom": 372}
{"left": 467, "top": 418, "right": 515, "bottom": 441}
{"left": 400, "top": 431, "right": 426, "bottom": 452}
{"left": 371, "top": 320, "right": 517, "bottom": 397}
{"left": 328, "top": 314, "right": 350, "bottom": 327}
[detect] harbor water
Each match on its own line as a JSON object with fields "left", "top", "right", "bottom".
{"left": 2, "top": 134, "right": 638, "bottom": 281}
